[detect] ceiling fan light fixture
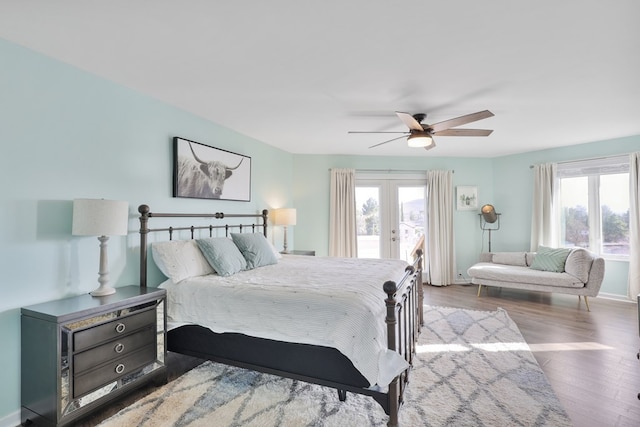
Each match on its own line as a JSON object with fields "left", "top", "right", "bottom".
{"left": 407, "top": 133, "right": 434, "bottom": 148}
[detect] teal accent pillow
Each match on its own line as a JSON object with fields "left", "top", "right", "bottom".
{"left": 530, "top": 246, "right": 572, "bottom": 273}
{"left": 196, "top": 237, "right": 247, "bottom": 277}
{"left": 231, "top": 233, "right": 279, "bottom": 269}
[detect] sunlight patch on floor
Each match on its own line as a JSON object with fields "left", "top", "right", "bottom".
{"left": 471, "top": 342, "right": 530, "bottom": 352}
{"left": 527, "top": 342, "right": 614, "bottom": 351}
{"left": 416, "top": 343, "right": 470, "bottom": 353}
{"left": 416, "top": 341, "right": 614, "bottom": 354}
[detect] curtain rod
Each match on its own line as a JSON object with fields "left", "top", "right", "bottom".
{"left": 529, "top": 153, "right": 631, "bottom": 168}
{"left": 329, "top": 168, "right": 454, "bottom": 173}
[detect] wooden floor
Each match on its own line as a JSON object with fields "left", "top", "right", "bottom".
{"left": 76, "top": 284, "right": 640, "bottom": 427}
{"left": 424, "top": 284, "right": 640, "bottom": 427}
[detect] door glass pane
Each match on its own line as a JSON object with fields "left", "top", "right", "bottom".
{"left": 398, "top": 187, "right": 425, "bottom": 264}
{"left": 356, "top": 186, "right": 380, "bottom": 258}
{"left": 559, "top": 177, "right": 589, "bottom": 248}
{"left": 600, "top": 173, "right": 629, "bottom": 255}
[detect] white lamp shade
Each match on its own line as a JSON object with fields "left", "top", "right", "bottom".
{"left": 72, "top": 199, "right": 129, "bottom": 236}
{"left": 273, "top": 208, "right": 297, "bottom": 226}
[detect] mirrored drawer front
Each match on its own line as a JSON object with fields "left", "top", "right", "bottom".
{"left": 73, "top": 326, "right": 155, "bottom": 375}
{"left": 74, "top": 308, "right": 156, "bottom": 352}
{"left": 73, "top": 344, "right": 156, "bottom": 398}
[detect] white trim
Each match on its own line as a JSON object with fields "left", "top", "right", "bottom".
{"left": 0, "top": 410, "right": 21, "bottom": 427}
{"left": 356, "top": 172, "right": 426, "bottom": 180}
{"left": 596, "top": 292, "right": 637, "bottom": 302}
{"left": 556, "top": 154, "right": 629, "bottom": 177}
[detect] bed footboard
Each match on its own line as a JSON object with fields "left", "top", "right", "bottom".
{"left": 383, "top": 249, "right": 423, "bottom": 427}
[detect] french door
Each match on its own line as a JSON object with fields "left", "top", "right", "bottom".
{"left": 355, "top": 177, "right": 426, "bottom": 263}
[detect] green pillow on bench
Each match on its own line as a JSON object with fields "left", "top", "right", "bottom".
{"left": 530, "top": 246, "right": 572, "bottom": 273}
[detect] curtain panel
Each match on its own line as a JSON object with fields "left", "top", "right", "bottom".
{"left": 426, "top": 170, "right": 455, "bottom": 286}
{"left": 329, "top": 168, "right": 357, "bottom": 257}
{"left": 530, "top": 163, "right": 557, "bottom": 251}
{"left": 628, "top": 153, "right": 640, "bottom": 299}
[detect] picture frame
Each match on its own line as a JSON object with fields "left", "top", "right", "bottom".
{"left": 456, "top": 186, "right": 478, "bottom": 210}
{"left": 173, "top": 137, "right": 251, "bottom": 201}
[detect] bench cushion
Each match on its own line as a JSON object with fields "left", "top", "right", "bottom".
{"left": 467, "top": 263, "right": 585, "bottom": 288}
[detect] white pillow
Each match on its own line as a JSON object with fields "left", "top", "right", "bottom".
{"left": 151, "top": 240, "right": 214, "bottom": 283}
{"left": 492, "top": 252, "right": 527, "bottom": 267}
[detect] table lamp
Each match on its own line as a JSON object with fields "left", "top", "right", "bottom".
{"left": 72, "top": 199, "right": 129, "bottom": 296}
{"left": 273, "top": 208, "right": 296, "bottom": 253}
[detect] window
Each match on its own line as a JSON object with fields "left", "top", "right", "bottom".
{"left": 556, "top": 155, "right": 630, "bottom": 258}
{"left": 355, "top": 174, "right": 426, "bottom": 262}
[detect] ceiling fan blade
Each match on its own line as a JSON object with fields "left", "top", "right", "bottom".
{"left": 395, "top": 111, "right": 424, "bottom": 131}
{"left": 434, "top": 129, "right": 493, "bottom": 137}
{"left": 429, "top": 110, "right": 494, "bottom": 133}
{"left": 348, "top": 131, "right": 409, "bottom": 134}
{"left": 424, "top": 141, "right": 437, "bottom": 151}
{"left": 368, "top": 135, "right": 408, "bottom": 149}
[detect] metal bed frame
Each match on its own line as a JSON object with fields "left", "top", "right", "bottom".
{"left": 138, "top": 204, "right": 423, "bottom": 426}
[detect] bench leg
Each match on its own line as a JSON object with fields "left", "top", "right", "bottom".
{"left": 580, "top": 295, "right": 591, "bottom": 312}
{"left": 477, "top": 284, "right": 483, "bottom": 297}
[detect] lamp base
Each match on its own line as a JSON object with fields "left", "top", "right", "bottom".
{"left": 90, "top": 285, "right": 116, "bottom": 297}
{"left": 91, "top": 235, "right": 117, "bottom": 297}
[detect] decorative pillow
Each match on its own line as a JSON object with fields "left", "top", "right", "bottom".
{"left": 151, "top": 240, "right": 214, "bottom": 283}
{"left": 196, "top": 237, "right": 247, "bottom": 277}
{"left": 492, "top": 252, "right": 527, "bottom": 267}
{"left": 564, "top": 248, "right": 593, "bottom": 283}
{"left": 231, "top": 233, "right": 279, "bottom": 269}
{"left": 529, "top": 246, "right": 572, "bottom": 273}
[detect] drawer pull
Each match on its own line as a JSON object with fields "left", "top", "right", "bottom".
{"left": 114, "top": 343, "right": 125, "bottom": 353}
{"left": 115, "top": 323, "right": 126, "bottom": 333}
{"left": 115, "top": 363, "right": 125, "bottom": 374}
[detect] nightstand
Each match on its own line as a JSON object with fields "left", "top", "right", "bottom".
{"left": 281, "top": 250, "right": 316, "bottom": 256}
{"left": 21, "top": 286, "right": 166, "bottom": 426}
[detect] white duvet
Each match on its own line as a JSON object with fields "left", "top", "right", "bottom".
{"left": 159, "top": 255, "right": 411, "bottom": 387}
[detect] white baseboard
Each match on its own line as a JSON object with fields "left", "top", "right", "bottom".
{"left": 596, "top": 292, "right": 637, "bottom": 303}
{"left": 0, "top": 409, "right": 20, "bottom": 427}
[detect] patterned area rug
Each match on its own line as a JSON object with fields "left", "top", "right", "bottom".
{"left": 99, "top": 306, "right": 572, "bottom": 426}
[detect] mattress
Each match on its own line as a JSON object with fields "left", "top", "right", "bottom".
{"left": 159, "top": 255, "right": 411, "bottom": 387}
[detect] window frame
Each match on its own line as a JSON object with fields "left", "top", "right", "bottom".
{"left": 555, "top": 155, "right": 630, "bottom": 260}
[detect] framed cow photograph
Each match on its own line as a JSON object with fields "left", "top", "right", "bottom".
{"left": 173, "top": 137, "right": 251, "bottom": 201}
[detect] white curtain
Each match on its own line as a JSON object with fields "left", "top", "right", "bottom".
{"left": 426, "top": 170, "right": 455, "bottom": 286}
{"left": 530, "top": 163, "right": 557, "bottom": 250}
{"left": 628, "top": 152, "right": 640, "bottom": 299}
{"left": 329, "top": 168, "right": 357, "bottom": 257}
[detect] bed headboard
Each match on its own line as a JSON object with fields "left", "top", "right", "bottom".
{"left": 138, "top": 204, "right": 269, "bottom": 288}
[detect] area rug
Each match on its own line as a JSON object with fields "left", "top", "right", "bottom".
{"left": 99, "top": 306, "right": 572, "bottom": 426}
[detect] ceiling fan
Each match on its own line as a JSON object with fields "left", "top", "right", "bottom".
{"left": 349, "top": 110, "right": 494, "bottom": 150}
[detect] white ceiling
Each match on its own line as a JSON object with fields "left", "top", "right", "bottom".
{"left": 1, "top": 1, "right": 639, "bottom": 158}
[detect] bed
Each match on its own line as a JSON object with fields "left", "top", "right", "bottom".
{"left": 138, "top": 204, "right": 423, "bottom": 426}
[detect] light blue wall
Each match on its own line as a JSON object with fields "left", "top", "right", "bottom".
{"left": 292, "top": 136, "right": 638, "bottom": 298}
{"left": 0, "top": 35, "right": 637, "bottom": 424}
{"left": 292, "top": 154, "right": 495, "bottom": 272}
{"left": 0, "top": 39, "right": 294, "bottom": 422}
